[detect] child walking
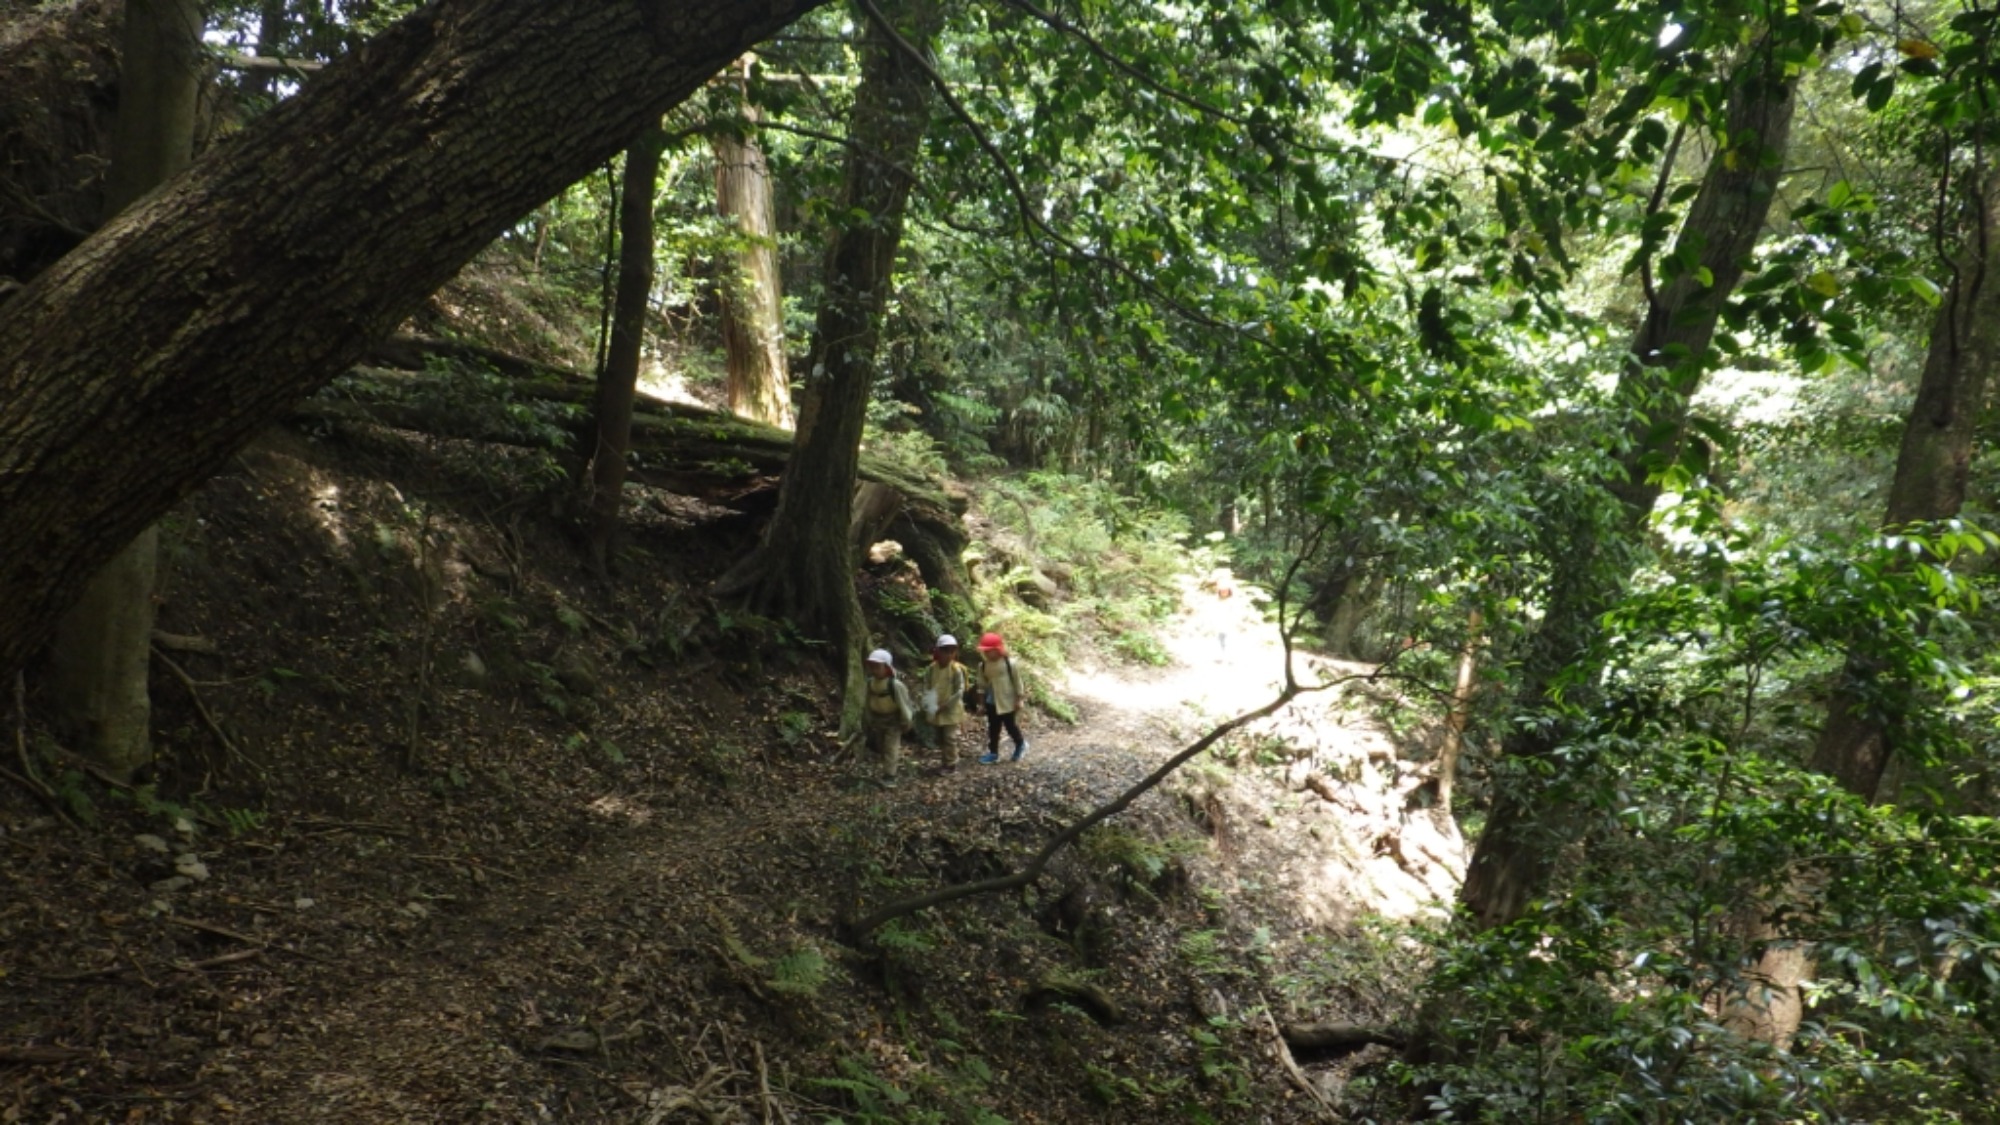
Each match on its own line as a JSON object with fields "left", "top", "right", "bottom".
{"left": 862, "top": 648, "right": 914, "bottom": 781}
{"left": 922, "top": 634, "right": 970, "bottom": 771}
{"left": 974, "top": 632, "right": 1028, "bottom": 763}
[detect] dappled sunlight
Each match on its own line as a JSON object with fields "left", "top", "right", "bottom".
{"left": 308, "top": 477, "right": 351, "bottom": 553}
{"left": 1062, "top": 571, "right": 1466, "bottom": 928}
{"left": 585, "top": 793, "right": 654, "bottom": 826}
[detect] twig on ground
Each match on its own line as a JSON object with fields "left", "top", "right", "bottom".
{"left": 7, "top": 673, "right": 76, "bottom": 830}
{"left": 152, "top": 648, "right": 250, "bottom": 768}
{"left": 754, "top": 1039, "right": 775, "bottom": 1125}
{"left": 177, "top": 948, "right": 264, "bottom": 972}
{"left": 150, "top": 631, "right": 220, "bottom": 656}
{"left": 165, "top": 915, "right": 261, "bottom": 946}
{"left": 0, "top": 763, "right": 72, "bottom": 827}
{"left": 1259, "top": 999, "right": 1340, "bottom": 1121}
{"left": 41, "top": 962, "right": 129, "bottom": 982}
{"left": 163, "top": 914, "right": 336, "bottom": 965}
{"left": 407, "top": 852, "right": 523, "bottom": 881}
{"left": 293, "top": 816, "right": 416, "bottom": 837}
{"left": 0, "top": 1044, "right": 91, "bottom": 1065}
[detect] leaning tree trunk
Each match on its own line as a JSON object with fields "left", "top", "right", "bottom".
{"left": 44, "top": 0, "right": 202, "bottom": 778}
{"left": 583, "top": 126, "right": 667, "bottom": 575}
{"left": 1728, "top": 171, "right": 2000, "bottom": 1048}
{"left": 1460, "top": 62, "right": 1799, "bottom": 932}
{"left": 714, "top": 0, "right": 939, "bottom": 736}
{"left": 0, "top": 0, "right": 826, "bottom": 685}
{"left": 711, "top": 68, "right": 795, "bottom": 429}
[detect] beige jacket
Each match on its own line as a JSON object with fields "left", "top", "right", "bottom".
{"left": 924, "top": 661, "right": 968, "bottom": 725}
{"left": 865, "top": 673, "right": 914, "bottom": 727}
{"left": 978, "top": 655, "right": 1024, "bottom": 715}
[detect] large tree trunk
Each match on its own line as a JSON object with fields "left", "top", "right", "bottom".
{"left": 44, "top": 0, "right": 203, "bottom": 778}
{"left": 1460, "top": 62, "right": 1798, "bottom": 931}
{"left": 711, "top": 69, "right": 795, "bottom": 429}
{"left": 0, "top": 0, "right": 826, "bottom": 685}
{"left": 1729, "top": 171, "right": 2000, "bottom": 1048}
{"left": 1810, "top": 177, "right": 2000, "bottom": 796}
{"left": 714, "top": 0, "right": 939, "bottom": 736}
{"left": 583, "top": 127, "right": 667, "bottom": 575}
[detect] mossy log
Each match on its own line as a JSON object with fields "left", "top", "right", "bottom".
{"left": 1279, "top": 1020, "right": 1405, "bottom": 1053}
{"left": 1026, "top": 973, "right": 1124, "bottom": 1026}
{"left": 293, "top": 344, "right": 969, "bottom": 591}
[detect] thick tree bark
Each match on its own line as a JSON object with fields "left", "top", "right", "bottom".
{"left": 711, "top": 72, "right": 795, "bottom": 429}
{"left": 1460, "top": 64, "right": 1798, "bottom": 931}
{"left": 0, "top": 0, "right": 827, "bottom": 684}
{"left": 715, "top": 0, "right": 939, "bottom": 735}
{"left": 45, "top": 0, "right": 203, "bottom": 777}
{"left": 584, "top": 127, "right": 667, "bottom": 575}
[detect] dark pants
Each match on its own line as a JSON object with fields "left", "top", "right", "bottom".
{"left": 986, "top": 709, "right": 1024, "bottom": 753}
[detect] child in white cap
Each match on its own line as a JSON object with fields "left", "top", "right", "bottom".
{"left": 922, "top": 635, "right": 970, "bottom": 771}
{"left": 863, "top": 648, "right": 915, "bottom": 780}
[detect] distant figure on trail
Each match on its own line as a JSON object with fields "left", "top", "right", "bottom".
{"left": 1205, "top": 566, "right": 1236, "bottom": 660}
{"left": 922, "top": 634, "right": 970, "bottom": 772}
{"left": 1206, "top": 566, "right": 1236, "bottom": 602}
{"left": 863, "top": 648, "right": 915, "bottom": 782}
{"left": 974, "top": 633, "right": 1029, "bottom": 764}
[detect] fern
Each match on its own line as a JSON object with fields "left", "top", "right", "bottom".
{"left": 768, "top": 945, "right": 829, "bottom": 996}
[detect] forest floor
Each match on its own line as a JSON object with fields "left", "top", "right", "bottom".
{"left": 1, "top": 420, "right": 1462, "bottom": 1124}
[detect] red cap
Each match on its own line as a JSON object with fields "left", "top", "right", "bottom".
{"left": 977, "top": 632, "right": 1005, "bottom": 652}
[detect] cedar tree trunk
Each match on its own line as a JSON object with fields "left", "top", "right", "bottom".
{"left": 45, "top": 0, "right": 202, "bottom": 777}
{"left": 0, "top": 0, "right": 826, "bottom": 684}
{"left": 1728, "top": 172, "right": 2000, "bottom": 1047}
{"left": 584, "top": 126, "right": 667, "bottom": 575}
{"left": 1435, "top": 608, "right": 1483, "bottom": 813}
{"left": 712, "top": 73, "right": 795, "bottom": 429}
{"left": 1810, "top": 174, "right": 2000, "bottom": 797}
{"left": 1460, "top": 63, "right": 1798, "bottom": 931}
{"left": 715, "top": 0, "right": 939, "bottom": 735}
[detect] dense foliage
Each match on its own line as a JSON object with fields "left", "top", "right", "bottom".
{"left": 9, "top": 0, "right": 2000, "bottom": 1118}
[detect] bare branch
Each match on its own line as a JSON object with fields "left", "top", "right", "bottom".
{"left": 845, "top": 663, "right": 1375, "bottom": 937}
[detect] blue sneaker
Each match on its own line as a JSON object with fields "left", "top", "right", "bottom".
{"left": 979, "top": 752, "right": 1000, "bottom": 764}
{"left": 1011, "top": 740, "right": 1029, "bottom": 762}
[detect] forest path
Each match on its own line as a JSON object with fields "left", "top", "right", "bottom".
{"left": 232, "top": 575, "right": 1442, "bottom": 1121}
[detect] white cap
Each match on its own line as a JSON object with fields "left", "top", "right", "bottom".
{"left": 935, "top": 634, "right": 958, "bottom": 648}
{"left": 866, "top": 649, "right": 894, "bottom": 666}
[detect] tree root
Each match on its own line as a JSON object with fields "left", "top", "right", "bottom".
{"left": 1026, "top": 973, "right": 1124, "bottom": 1025}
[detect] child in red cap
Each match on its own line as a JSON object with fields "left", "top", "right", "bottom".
{"left": 974, "top": 633, "right": 1028, "bottom": 763}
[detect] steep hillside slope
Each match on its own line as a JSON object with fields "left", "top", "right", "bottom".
{"left": 1, "top": 415, "right": 1459, "bottom": 1122}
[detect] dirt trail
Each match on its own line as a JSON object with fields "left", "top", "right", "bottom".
{"left": 7, "top": 572, "right": 1456, "bottom": 1112}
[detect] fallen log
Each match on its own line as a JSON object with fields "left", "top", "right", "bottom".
{"left": 290, "top": 358, "right": 971, "bottom": 597}
{"left": 1026, "top": 973, "right": 1124, "bottom": 1026}
{"left": 1280, "top": 1020, "right": 1406, "bottom": 1053}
